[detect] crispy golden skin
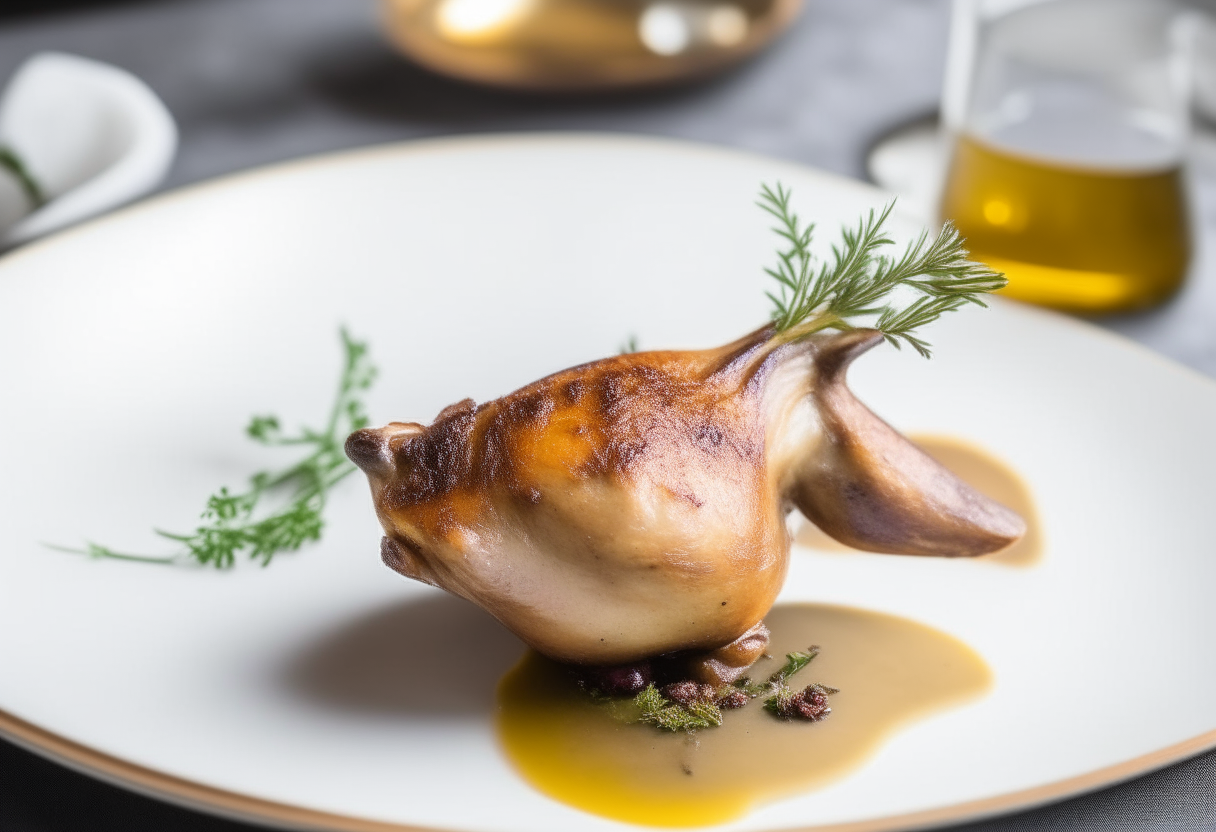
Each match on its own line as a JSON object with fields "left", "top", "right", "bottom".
{"left": 347, "top": 327, "right": 1024, "bottom": 676}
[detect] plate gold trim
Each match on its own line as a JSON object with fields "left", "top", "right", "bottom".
{"left": 3, "top": 706, "right": 1214, "bottom": 831}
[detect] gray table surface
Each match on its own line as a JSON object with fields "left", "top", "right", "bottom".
{"left": 1, "top": 1, "right": 1214, "bottom": 830}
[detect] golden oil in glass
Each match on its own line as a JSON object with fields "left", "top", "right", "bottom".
{"left": 940, "top": 134, "right": 1190, "bottom": 314}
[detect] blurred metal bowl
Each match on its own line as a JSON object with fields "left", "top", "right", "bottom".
{"left": 381, "top": 0, "right": 803, "bottom": 91}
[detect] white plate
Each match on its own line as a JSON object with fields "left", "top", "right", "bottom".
{"left": 1, "top": 134, "right": 1214, "bottom": 832}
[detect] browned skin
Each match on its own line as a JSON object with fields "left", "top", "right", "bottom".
{"left": 347, "top": 327, "right": 1025, "bottom": 682}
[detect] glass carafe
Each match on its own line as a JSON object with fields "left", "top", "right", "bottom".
{"left": 939, "top": 0, "right": 1192, "bottom": 313}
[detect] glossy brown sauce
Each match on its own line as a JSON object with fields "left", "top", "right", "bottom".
{"left": 496, "top": 604, "right": 991, "bottom": 827}
{"left": 795, "top": 435, "right": 1042, "bottom": 565}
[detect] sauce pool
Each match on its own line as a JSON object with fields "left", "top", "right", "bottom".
{"left": 496, "top": 604, "right": 992, "bottom": 827}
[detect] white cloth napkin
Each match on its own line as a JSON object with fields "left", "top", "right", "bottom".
{"left": 0, "top": 52, "right": 176, "bottom": 247}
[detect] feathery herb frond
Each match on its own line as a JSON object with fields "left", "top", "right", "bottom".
{"left": 633, "top": 684, "right": 723, "bottom": 732}
{"left": 55, "top": 329, "right": 376, "bottom": 569}
{"left": 758, "top": 183, "right": 1005, "bottom": 357}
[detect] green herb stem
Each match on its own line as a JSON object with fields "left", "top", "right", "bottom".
{"left": 759, "top": 182, "right": 1005, "bottom": 358}
{"left": 54, "top": 329, "right": 376, "bottom": 569}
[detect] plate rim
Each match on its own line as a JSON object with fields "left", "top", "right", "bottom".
{"left": 4, "top": 131, "right": 1216, "bottom": 831}
{"left": 4, "top": 707, "right": 1215, "bottom": 832}
{"left": 4, "top": 128, "right": 1212, "bottom": 394}
{"left": 0, "top": 130, "right": 884, "bottom": 271}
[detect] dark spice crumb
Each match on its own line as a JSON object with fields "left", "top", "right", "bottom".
{"left": 772, "top": 684, "right": 833, "bottom": 721}
{"left": 662, "top": 681, "right": 718, "bottom": 705}
{"left": 662, "top": 681, "right": 700, "bottom": 705}
{"left": 581, "top": 662, "right": 652, "bottom": 695}
{"left": 716, "top": 690, "right": 751, "bottom": 709}
{"left": 792, "top": 686, "right": 832, "bottom": 721}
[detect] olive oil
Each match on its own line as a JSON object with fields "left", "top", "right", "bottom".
{"left": 940, "top": 134, "right": 1189, "bottom": 313}
{"left": 496, "top": 604, "right": 991, "bottom": 827}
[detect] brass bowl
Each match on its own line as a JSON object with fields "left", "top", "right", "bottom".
{"left": 381, "top": 0, "right": 804, "bottom": 92}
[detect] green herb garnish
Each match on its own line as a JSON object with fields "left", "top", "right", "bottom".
{"left": 634, "top": 684, "right": 723, "bottom": 732}
{"left": 758, "top": 648, "right": 838, "bottom": 719}
{"left": 53, "top": 329, "right": 376, "bottom": 568}
{"left": 763, "top": 682, "right": 839, "bottom": 719}
{"left": 625, "top": 647, "right": 836, "bottom": 733}
{"left": 768, "top": 648, "right": 819, "bottom": 685}
{"left": 759, "top": 182, "right": 1005, "bottom": 357}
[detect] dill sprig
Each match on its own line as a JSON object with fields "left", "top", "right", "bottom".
{"left": 758, "top": 182, "right": 1005, "bottom": 357}
{"left": 54, "top": 329, "right": 376, "bottom": 569}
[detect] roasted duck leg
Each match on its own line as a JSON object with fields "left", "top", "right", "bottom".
{"left": 346, "top": 326, "right": 1024, "bottom": 685}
